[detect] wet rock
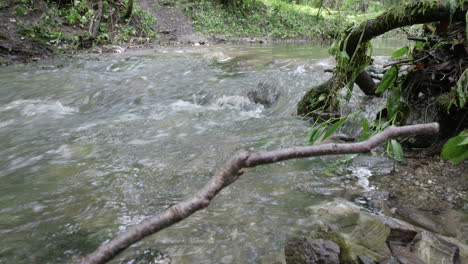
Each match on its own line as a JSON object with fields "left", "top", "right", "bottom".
{"left": 350, "top": 156, "right": 394, "bottom": 176}
{"left": 395, "top": 207, "right": 462, "bottom": 238}
{"left": 358, "top": 255, "right": 376, "bottom": 264}
{"left": 102, "top": 45, "right": 125, "bottom": 53}
{"left": 247, "top": 82, "right": 280, "bottom": 107}
{"left": 349, "top": 215, "right": 392, "bottom": 261}
{"left": 213, "top": 95, "right": 254, "bottom": 110}
{"left": 388, "top": 244, "right": 426, "bottom": 264}
{"left": 378, "top": 258, "right": 399, "bottom": 264}
{"left": 120, "top": 247, "right": 171, "bottom": 264}
{"left": 299, "top": 199, "right": 468, "bottom": 264}
{"left": 284, "top": 236, "right": 340, "bottom": 264}
{"left": 388, "top": 231, "right": 463, "bottom": 264}
{"left": 306, "top": 199, "right": 361, "bottom": 233}
{"left": 306, "top": 200, "right": 391, "bottom": 262}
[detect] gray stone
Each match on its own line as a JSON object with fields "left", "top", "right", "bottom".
{"left": 412, "top": 231, "right": 461, "bottom": 264}
{"left": 358, "top": 255, "right": 376, "bottom": 264}
{"left": 395, "top": 207, "right": 462, "bottom": 238}
{"left": 378, "top": 258, "right": 399, "bottom": 264}
{"left": 285, "top": 236, "right": 340, "bottom": 264}
{"left": 247, "top": 82, "right": 280, "bottom": 107}
{"left": 120, "top": 247, "right": 171, "bottom": 264}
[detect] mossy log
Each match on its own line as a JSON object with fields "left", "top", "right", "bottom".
{"left": 297, "top": 0, "right": 467, "bottom": 116}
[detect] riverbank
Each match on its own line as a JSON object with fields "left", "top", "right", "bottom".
{"left": 0, "top": 0, "right": 380, "bottom": 65}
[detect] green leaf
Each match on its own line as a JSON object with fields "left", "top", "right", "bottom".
{"left": 375, "top": 66, "right": 398, "bottom": 94}
{"left": 441, "top": 134, "right": 468, "bottom": 164}
{"left": 323, "top": 116, "right": 349, "bottom": 141}
{"left": 358, "top": 131, "right": 372, "bottom": 141}
{"left": 338, "top": 51, "right": 350, "bottom": 63}
{"left": 458, "top": 136, "right": 468, "bottom": 146}
{"left": 361, "top": 118, "right": 370, "bottom": 132}
{"left": 388, "top": 139, "right": 404, "bottom": 161}
{"left": 414, "top": 41, "right": 425, "bottom": 50}
{"left": 308, "top": 122, "right": 329, "bottom": 144}
{"left": 328, "top": 40, "right": 339, "bottom": 56}
{"left": 391, "top": 46, "right": 409, "bottom": 58}
{"left": 387, "top": 86, "right": 404, "bottom": 119}
{"left": 454, "top": 68, "right": 468, "bottom": 108}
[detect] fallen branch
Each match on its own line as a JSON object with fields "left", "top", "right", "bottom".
{"left": 79, "top": 123, "right": 440, "bottom": 264}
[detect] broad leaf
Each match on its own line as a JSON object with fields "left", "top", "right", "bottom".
{"left": 361, "top": 118, "right": 370, "bottom": 132}
{"left": 388, "top": 139, "right": 404, "bottom": 161}
{"left": 458, "top": 136, "right": 468, "bottom": 146}
{"left": 441, "top": 133, "right": 468, "bottom": 164}
{"left": 375, "top": 66, "right": 398, "bottom": 94}
{"left": 391, "top": 46, "right": 409, "bottom": 58}
{"left": 387, "top": 86, "right": 404, "bottom": 119}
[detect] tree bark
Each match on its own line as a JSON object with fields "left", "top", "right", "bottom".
{"left": 297, "top": 1, "right": 467, "bottom": 116}
{"left": 79, "top": 123, "right": 440, "bottom": 264}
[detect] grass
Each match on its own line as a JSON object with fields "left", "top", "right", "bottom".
{"left": 189, "top": 0, "right": 381, "bottom": 40}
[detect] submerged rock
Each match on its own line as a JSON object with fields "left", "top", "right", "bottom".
{"left": 284, "top": 236, "right": 340, "bottom": 264}
{"left": 289, "top": 199, "right": 468, "bottom": 264}
{"left": 120, "top": 247, "right": 171, "bottom": 264}
{"left": 247, "top": 82, "right": 280, "bottom": 107}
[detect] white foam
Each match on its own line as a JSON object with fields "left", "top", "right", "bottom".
{"left": 1, "top": 99, "right": 77, "bottom": 118}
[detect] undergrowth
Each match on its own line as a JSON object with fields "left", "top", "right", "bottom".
{"left": 16, "top": 0, "right": 157, "bottom": 49}
{"left": 189, "top": 0, "right": 377, "bottom": 39}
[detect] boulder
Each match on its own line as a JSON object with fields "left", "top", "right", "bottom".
{"left": 284, "top": 236, "right": 340, "bottom": 264}
{"left": 247, "top": 82, "right": 280, "bottom": 108}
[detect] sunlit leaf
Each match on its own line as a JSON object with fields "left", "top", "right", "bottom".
{"left": 391, "top": 46, "right": 409, "bottom": 58}
{"left": 323, "top": 116, "right": 349, "bottom": 141}
{"left": 388, "top": 139, "right": 404, "bottom": 161}
{"left": 441, "top": 133, "right": 468, "bottom": 164}
{"left": 361, "top": 118, "right": 370, "bottom": 132}
{"left": 375, "top": 66, "right": 398, "bottom": 94}
{"left": 458, "top": 136, "right": 468, "bottom": 146}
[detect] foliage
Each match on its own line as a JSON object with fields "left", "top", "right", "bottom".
{"left": 307, "top": 115, "right": 350, "bottom": 144}
{"left": 454, "top": 68, "right": 468, "bottom": 108}
{"left": 441, "top": 131, "right": 468, "bottom": 164}
{"left": 375, "top": 66, "right": 397, "bottom": 94}
{"left": 14, "top": 0, "right": 157, "bottom": 49}
{"left": 391, "top": 45, "right": 409, "bottom": 58}
{"left": 189, "top": 0, "right": 375, "bottom": 39}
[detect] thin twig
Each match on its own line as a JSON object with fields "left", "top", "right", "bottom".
{"left": 79, "top": 123, "right": 440, "bottom": 264}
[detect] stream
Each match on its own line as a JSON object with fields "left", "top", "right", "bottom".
{"left": 1, "top": 41, "right": 413, "bottom": 264}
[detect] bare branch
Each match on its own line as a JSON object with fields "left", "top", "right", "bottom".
{"left": 79, "top": 122, "right": 439, "bottom": 264}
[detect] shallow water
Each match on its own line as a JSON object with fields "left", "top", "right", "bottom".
{"left": 0, "top": 42, "right": 404, "bottom": 264}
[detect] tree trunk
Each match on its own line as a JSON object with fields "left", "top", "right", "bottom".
{"left": 297, "top": 1, "right": 467, "bottom": 116}
{"left": 123, "top": 0, "right": 134, "bottom": 19}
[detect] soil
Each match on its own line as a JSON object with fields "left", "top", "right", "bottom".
{"left": 0, "top": 0, "right": 207, "bottom": 64}
{"left": 0, "top": 0, "right": 56, "bottom": 62}
{"left": 371, "top": 157, "right": 467, "bottom": 210}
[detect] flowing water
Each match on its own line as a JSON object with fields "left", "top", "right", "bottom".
{"left": 0, "top": 42, "right": 404, "bottom": 264}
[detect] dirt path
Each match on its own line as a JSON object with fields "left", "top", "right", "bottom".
{"left": 138, "top": 0, "right": 207, "bottom": 45}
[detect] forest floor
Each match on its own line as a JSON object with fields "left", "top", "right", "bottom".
{"left": 0, "top": 0, "right": 364, "bottom": 63}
